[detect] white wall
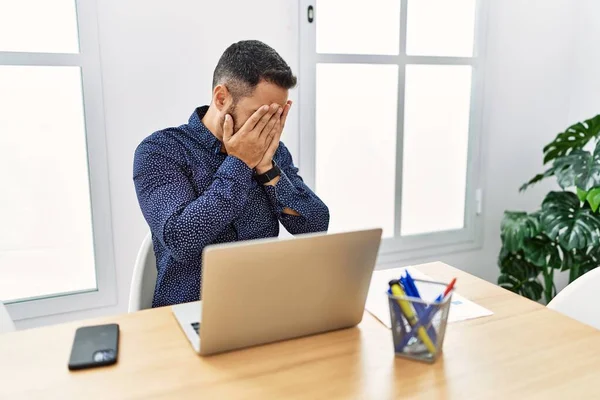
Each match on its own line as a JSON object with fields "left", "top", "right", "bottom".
{"left": 568, "top": 0, "right": 600, "bottom": 123}
{"left": 16, "top": 0, "right": 600, "bottom": 328}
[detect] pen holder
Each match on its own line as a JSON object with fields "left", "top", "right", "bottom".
{"left": 388, "top": 279, "right": 453, "bottom": 363}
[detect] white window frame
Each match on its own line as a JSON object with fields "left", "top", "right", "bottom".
{"left": 0, "top": 0, "right": 116, "bottom": 320}
{"left": 299, "top": 0, "right": 489, "bottom": 264}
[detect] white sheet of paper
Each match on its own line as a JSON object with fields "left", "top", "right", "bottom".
{"left": 365, "top": 267, "right": 493, "bottom": 328}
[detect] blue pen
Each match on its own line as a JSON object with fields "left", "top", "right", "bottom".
{"left": 404, "top": 271, "right": 437, "bottom": 342}
{"left": 403, "top": 272, "right": 437, "bottom": 342}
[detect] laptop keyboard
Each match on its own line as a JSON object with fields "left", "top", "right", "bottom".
{"left": 191, "top": 322, "right": 200, "bottom": 335}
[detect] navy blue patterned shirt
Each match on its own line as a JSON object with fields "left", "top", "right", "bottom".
{"left": 133, "top": 106, "right": 329, "bottom": 307}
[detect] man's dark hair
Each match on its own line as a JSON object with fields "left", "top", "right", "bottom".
{"left": 212, "top": 40, "right": 297, "bottom": 101}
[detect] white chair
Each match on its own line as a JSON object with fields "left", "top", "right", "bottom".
{"left": 547, "top": 267, "right": 600, "bottom": 330}
{"left": 0, "top": 301, "right": 16, "bottom": 333}
{"left": 128, "top": 233, "right": 158, "bottom": 312}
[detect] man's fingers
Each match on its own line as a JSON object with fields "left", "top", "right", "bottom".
{"left": 262, "top": 107, "right": 282, "bottom": 137}
{"left": 243, "top": 105, "right": 270, "bottom": 131}
{"left": 254, "top": 104, "right": 279, "bottom": 135}
{"left": 223, "top": 114, "right": 233, "bottom": 141}
{"left": 271, "top": 125, "right": 282, "bottom": 149}
{"left": 265, "top": 126, "right": 282, "bottom": 156}
{"left": 281, "top": 102, "right": 292, "bottom": 128}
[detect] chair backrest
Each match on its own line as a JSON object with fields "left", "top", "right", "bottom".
{"left": 547, "top": 267, "right": 600, "bottom": 330}
{"left": 0, "top": 301, "right": 16, "bottom": 333}
{"left": 128, "top": 233, "right": 158, "bottom": 312}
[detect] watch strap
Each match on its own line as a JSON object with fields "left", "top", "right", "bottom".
{"left": 254, "top": 161, "right": 281, "bottom": 184}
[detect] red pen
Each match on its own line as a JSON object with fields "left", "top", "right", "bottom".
{"left": 433, "top": 278, "right": 456, "bottom": 303}
{"left": 442, "top": 278, "right": 457, "bottom": 299}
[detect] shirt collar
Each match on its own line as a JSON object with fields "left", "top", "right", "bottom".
{"left": 188, "top": 106, "right": 222, "bottom": 154}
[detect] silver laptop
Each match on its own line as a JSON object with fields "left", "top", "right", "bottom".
{"left": 172, "top": 228, "right": 382, "bottom": 356}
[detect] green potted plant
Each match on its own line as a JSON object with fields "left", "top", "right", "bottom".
{"left": 498, "top": 114, "right": 600, "bottom": 303}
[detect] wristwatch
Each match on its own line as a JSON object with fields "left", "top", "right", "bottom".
{"left": 254, "top": 161, "right": 281, "bottom": 184}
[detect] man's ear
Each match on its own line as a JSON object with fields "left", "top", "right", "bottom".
{"left": 213, "top": 84, "right": 233, "bottom": 111}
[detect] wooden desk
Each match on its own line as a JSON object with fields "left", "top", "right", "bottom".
{"left": 2, "top": 262, "right": 600, "bottom": 399}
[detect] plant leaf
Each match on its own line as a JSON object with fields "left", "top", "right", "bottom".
{"left": 540, "top": 191, "right": 600, "bottom": 250}
{"left": 520, "top": 167, "right": 556, "bottom": 192}
{"left": 543, "top": 114, "right": 600, "bottom": 165}
{"left": 577, "top": 187, "right": 589, "bottom": 202}
{"left": 586, "top": 188, "right": 600, "bottom": 212}
{"left": 553, "top": 151, "right": 582, "bottom": 189}
{"left": 500, "top": 211, "right": 540, "bottom": 252}
{"left": 497, "top": 248, "right": 543, "bottom": 301}
{"left": 522, "top": 236, "right": 561, "bottom": 268}
{"left": 553, "top": 141, "right": 600, "bottom": 191}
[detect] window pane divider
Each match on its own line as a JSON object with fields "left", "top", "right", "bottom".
{"left": 0, "top": 52, "right": 82, "bottom": 66}
{"left": 315, "top": 53, "right": 477, "bottom": 66}
{"left": 395, "top": 0, "right": 409, "bottom": 238}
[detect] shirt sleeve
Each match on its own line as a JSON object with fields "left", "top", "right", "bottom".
{"left": 263, "top": 143, "right": 330, "bottom": 234}
{"left": 133, "top": 138, "right": 253, "bottom": 263}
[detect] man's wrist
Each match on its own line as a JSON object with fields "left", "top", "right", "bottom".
{"left": 255, "top": 161, "right": 273, "bottom": 174}
{"left": 254, "top": 160, "right": 281, "bottom": 186}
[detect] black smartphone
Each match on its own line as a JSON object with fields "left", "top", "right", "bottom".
{"left": 68, "top": 323, "right": 119, "bottom": 371}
